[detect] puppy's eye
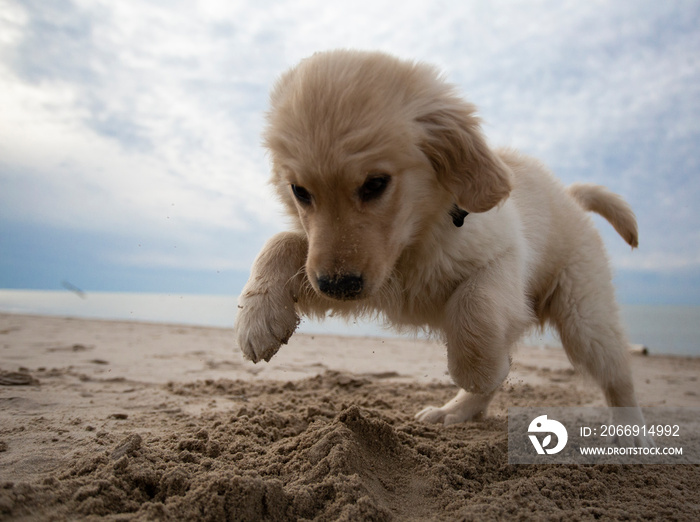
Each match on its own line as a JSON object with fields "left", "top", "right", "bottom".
{"left": 358, "top": 174, "right": 390, "bottom": 202}
{"left": 291, "top": 184, "right": 312, "bottom": 205}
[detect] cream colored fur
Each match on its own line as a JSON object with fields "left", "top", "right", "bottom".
{"left": 234, "top": 50, "right": 652, "bottom": 446}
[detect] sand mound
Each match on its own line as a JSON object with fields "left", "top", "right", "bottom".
{"left": 2, "top": 372, "right": 698, "bottom": 521}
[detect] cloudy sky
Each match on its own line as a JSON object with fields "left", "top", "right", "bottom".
{"left": 1, "top": 0, "right": 699, "bottom": 304}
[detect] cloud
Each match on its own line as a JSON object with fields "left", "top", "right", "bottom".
{"left": 1, "top": 0, "right": 283, "bottom": 230}
{"left": 1, "top": 0, "right": 699, "bottom": 290}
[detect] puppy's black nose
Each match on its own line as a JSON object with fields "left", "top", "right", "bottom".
{"left": 317, "top": 274, "right": 364, "bottom": 300}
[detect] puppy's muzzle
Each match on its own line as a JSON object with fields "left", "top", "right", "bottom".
{"left": 316, "top": 273, "right": 364, "bottom": 300}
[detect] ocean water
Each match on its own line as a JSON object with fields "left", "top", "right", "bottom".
{"left": 0, "top": 289, "right": 697, "bottom": 356}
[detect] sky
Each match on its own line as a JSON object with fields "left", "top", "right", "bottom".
{"left": 1, "top": 0, "right": 699, "bottom": 304}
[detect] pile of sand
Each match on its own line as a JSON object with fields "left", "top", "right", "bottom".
{"left": 1, "top": 314, "right": 699, "bottom": 520}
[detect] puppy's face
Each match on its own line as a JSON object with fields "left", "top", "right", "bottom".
{"left": 275, "top": 139, "right": 439, "bottom": 301}
{"left": 264, "top": 51, "right": 513, "bottom": 301}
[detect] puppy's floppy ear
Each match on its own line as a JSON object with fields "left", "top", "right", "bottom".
{"left": 418, "top": 100, "right": 512, "bottom": 213}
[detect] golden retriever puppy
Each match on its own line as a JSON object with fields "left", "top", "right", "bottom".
{"left": 234, "top": 50, "right": 651, "bottom": 446}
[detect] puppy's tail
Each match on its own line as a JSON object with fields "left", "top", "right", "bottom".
{"left": 567, "top": 183, "right": 638, "bottom": 248}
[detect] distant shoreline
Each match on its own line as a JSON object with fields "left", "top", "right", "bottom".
{"left": 1, "top": 289, "right": 698, "bottom": 356}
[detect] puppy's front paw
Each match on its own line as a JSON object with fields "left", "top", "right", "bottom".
{"left": 415, "top": 390, "right": 493, "bottom": 426}
{"left": 233, "top": 291, "right": 300, "bottom": 363}
{"left": 416, "top": 406, "right": 454, "bottom": 426}
{"left": 415, "top": 406, "right": 468, "bottom": 427}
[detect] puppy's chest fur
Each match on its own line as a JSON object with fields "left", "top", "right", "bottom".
{"left": 369, "top": 224, "right": 500, "bottom": 329}
{"left": 301, "top": 230, "right": 473, "bottom": 331}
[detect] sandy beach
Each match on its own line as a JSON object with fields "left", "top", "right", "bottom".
{"left": 1, "top": 312, "right": 699, "bottom": 520}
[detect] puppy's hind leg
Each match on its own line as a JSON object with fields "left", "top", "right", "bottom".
{"left": 549, "top": 255, "right": 654, "bottom": 447}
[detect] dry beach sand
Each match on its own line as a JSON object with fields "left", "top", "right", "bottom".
{"left": 1, "top": 312, "right": 699, "bottom": 520}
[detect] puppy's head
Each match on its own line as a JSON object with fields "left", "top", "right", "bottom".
{"left": 264, "top": 50, "right": 512, "bottom": 301}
